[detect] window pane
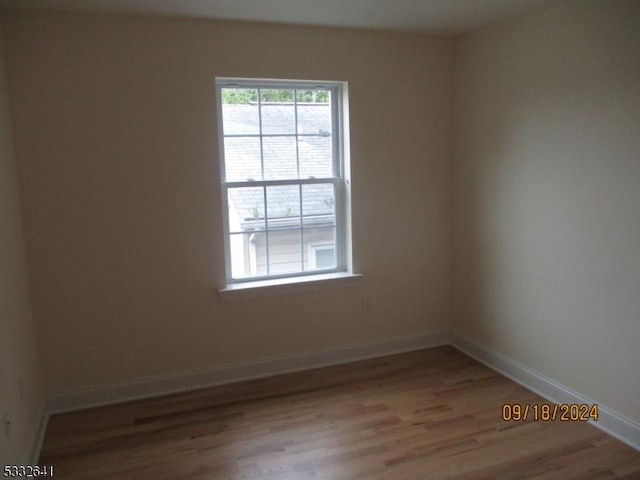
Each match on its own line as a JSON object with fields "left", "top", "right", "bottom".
{"left": 302, "top": 184, "right": 335, "bottom": 227}
{"left": 224, "top": 137, "right": 262, "bottom": 182}
{"left": 221, "top": 89, "right": 259, "bottom": 135}
{"left": 227, "top": 187, "right": 265, "bottom": 233}
{"left": 266, "top": 185, "right": 301, "bottom": 230}
{"left": 263, "top": 136, "right": 297, "bottom": 180}
{"left": 261, "top": 89, "right": 295, "bottom": 134}
{"left": 261, "top": 89, "right": 294, "bottom": 103}
{"left": 267, "top": 229, "right": 302, "bottom": 275}
{"left": 303, "top": 227, "right": 336, "bottom": 271}
{"left": 315, "top": 247, "right": 335, "bottom": 269}
{"left": 299, "top": 136, "right": 333, "bottom": 178}
{"left": 262, "top": 105, "right": 295, "bottom": 135}
{"left": 296, "top": 89, "right": 330, "bottom": 105}
{"left": 230, "top": 232, "right": 266, "bottom": 279}
{"left": 297, "top": 102, "right": 331, "bottom": 135}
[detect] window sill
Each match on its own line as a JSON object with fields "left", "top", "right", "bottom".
{"left": 218, "top": 272, "right": 362, "bottom": 303}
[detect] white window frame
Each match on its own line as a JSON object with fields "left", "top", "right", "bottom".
{"left": 308, "top": 243, "right": 336, "bottom": 270}
{"left": 216, "top": 78, "right": 351, "bottom": 287}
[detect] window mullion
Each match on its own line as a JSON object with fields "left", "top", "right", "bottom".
{"left": 259, "top": 89, "right": 270, "bottom": 276}
{"left": 299, "top": 183, "right": 304, "bottom": 272}
{"left": 258, "top": 88, "right": 265, "bottom": 181}
{"left": 333, "top": 177, "right": 343, "bottom": 270}
{"left": 224, "top": 178, "right": 338, "bottom": 189}
{"left": 224, "top": 133, "right": 331, "bottom": 138}
{"left": 263, "top": 185, "right": 270, "bottom": 276}
{"left": 332, "top": 86, "right": 340, "bottom": 177}
{"left": 295, "top": 91, "right": 304, "bottom": 272}
{"left": 294, "top": 90, "right": 300, "bottom": 179}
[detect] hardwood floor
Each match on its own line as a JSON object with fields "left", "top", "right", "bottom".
{"left": 40, "top": 347, "right": 640, "bottom": 479}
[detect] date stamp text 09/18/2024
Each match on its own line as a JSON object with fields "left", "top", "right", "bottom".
{"left": 502, "top": 403, "right": 599, "bottom": 422}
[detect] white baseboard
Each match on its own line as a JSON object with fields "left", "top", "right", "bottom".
{"left": 450, "top": 329, "right": 640, "bottom": 452}
{"left": 47, "top": 329, "right": 450, "bottom": 414}
{"left": 27, "top": 404, "right": 48, "bottom": 464}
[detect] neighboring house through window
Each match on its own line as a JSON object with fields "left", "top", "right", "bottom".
{"left": 216, "top": 78, "right": 350, "bottom": 284}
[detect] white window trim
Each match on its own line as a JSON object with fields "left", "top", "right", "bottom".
{"left": 216, "top": 77, "right": 355, "bottom": 298}
{"left": 218, "top": 272, "right": 362, "bottom": 302}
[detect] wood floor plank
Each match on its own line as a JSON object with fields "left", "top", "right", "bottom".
{"left": 39, "top": 347, "right": 640, "bottom": 479}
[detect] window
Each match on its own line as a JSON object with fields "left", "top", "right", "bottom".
{"left": 217, "top": 78, "right": 350, "bottom": 285}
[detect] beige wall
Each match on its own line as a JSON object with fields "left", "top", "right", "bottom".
{"left": 1, "top": 12, "right": 453, "bottom": 394}
{"left": 1, "top": 0, "right": 639, "bottom": 443}
{"left": 0, "top": 21, "right": 43, "bottom": 463}
{"left": 453, "top": 0, "right": 640, "bottom": 422}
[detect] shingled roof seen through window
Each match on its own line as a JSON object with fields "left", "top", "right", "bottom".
{"left": 223, "top": 103, "right": 337, "bottom": 232}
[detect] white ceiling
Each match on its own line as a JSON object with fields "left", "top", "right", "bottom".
{"left": 0, "top": 0, "right": 554, "bottom": 34}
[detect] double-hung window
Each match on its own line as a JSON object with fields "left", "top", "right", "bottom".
{"left": 216, "top": 78, "right": 350, "bottom": 285}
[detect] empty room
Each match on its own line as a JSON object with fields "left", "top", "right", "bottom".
{"left": 1, "top": 0, "right": 639, "bottom": 478}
